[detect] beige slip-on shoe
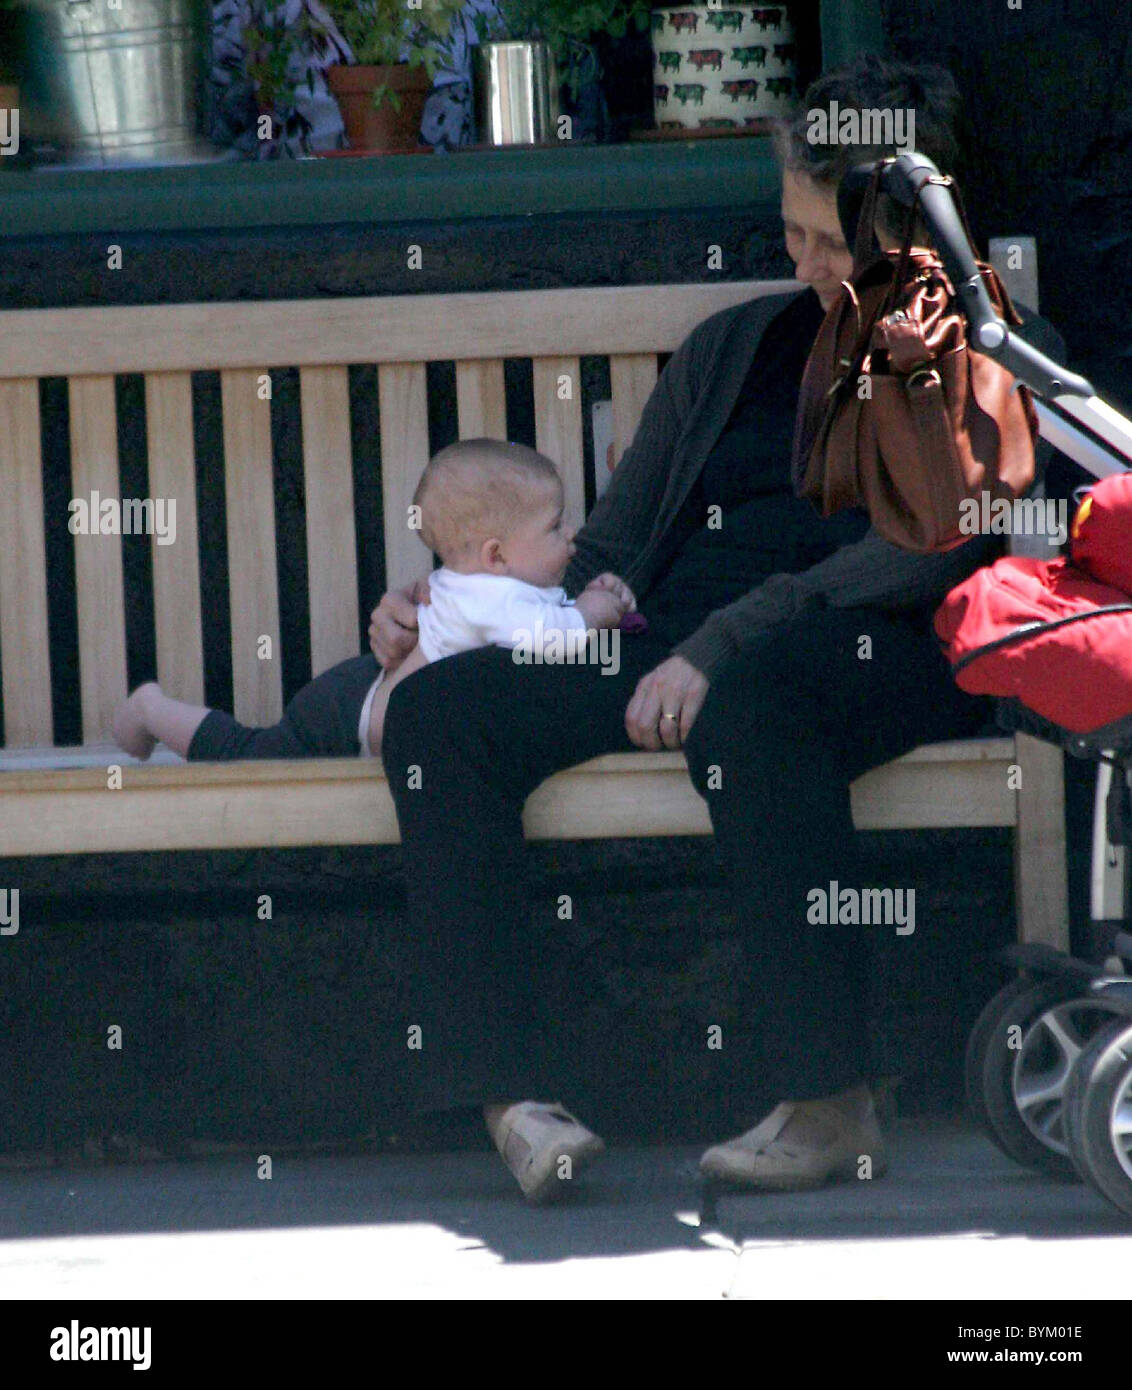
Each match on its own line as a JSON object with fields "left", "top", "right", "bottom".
{"left": 699, "top": 1084, "right": 888, "bottom": 1191}
{"left": 487, "top": 1101, "right": 605, "bottom": 1204}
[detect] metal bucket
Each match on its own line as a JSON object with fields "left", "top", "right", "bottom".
{"left": 473, "top": 40, "right": 560, "bottom": 146}
{"left": 47, "top": 0, "right": 209, "bottom": 165}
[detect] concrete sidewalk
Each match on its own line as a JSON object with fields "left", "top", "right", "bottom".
{"left": 1, "top": 1117, "right": 1128, "bottom": 1299}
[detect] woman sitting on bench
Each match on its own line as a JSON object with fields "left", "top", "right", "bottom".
{"left": 367, "top": 54, "right": 1064, "bottom": 1203}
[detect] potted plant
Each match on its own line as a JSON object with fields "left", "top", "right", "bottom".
{"left": 318, "top": 0, "right": 466, "bottom": 152}
{"left": 241, "top": 0, "right": 336, "bottom": 150}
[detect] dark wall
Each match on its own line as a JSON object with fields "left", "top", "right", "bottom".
{"left": 882, "top": 0, "right": 1131, "bottom": 420}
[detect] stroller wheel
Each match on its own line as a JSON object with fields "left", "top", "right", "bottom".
{"left": 973, "top": 978, "right": 1126, "bottom": 1179}
{"left": 965, "top": 975, "right": 1037, "bottom": 1136}
{"left": 1064, "top": 1019, "right": 1132, "bottom": 1219}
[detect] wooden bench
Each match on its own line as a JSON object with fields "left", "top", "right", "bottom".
{"left": 0, "top": 275, "right": 1068, "bottom": 947}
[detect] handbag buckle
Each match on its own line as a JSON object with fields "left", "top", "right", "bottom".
{"left": 827, "top": 356, "right": 856, "bottom": 397}
{"left": 907, "top": 366, "right": 941, "bottom": 389}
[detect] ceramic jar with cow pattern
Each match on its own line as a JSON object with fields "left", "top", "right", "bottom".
{"left": 651, "top": 5, "right": 798, "bottom": 131}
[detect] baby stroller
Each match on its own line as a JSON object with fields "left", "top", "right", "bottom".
{"left": 849, "top": 155, "right": 1132, "bottom": 1217}
{"left": 965, "top": 699, "right": 1132, "bottom": 1214}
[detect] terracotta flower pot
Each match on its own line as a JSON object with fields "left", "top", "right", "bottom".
{"left": 327, "top": 63, "right": 432, "bottom": 153}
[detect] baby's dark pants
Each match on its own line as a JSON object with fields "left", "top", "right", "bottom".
{"left": 187, "top": 655, "right": 380, "bottom": 760}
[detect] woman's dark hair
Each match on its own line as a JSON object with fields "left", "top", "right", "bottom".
{"left": 773, "top": 54, "right": 963, "bottom": 239}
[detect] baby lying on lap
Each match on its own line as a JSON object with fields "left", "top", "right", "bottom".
{"left": 113, "top": 438, "right": 635, "bottom": 763}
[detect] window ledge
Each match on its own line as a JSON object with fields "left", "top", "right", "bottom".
{"left": 0, "top": 138, "right": 782, "bottom": 239}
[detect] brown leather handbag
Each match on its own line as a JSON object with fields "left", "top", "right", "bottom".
{"left": 790, "top": 163, "right": 1039, "bottom": 554}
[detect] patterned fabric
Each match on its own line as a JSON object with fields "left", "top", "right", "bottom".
{"left": 207, "top": 0, "right": 500, "bottom": 157}
{"left": 420, "top": 0, "right": 499, "bottom": 150}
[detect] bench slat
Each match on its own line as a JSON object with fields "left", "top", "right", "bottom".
{"left": 455, "top": 359, "right": 508, "bottom": 440}
{"left": 0, "top": 379, "right": 53, "bottom": 745}
{"left": 850, "top": 758, "right": 1015, "bottom": 830}
{"left": 0, "top": 737, "right": 1016, "bottom": 777}
{"left": 0, "top": 739, "right": 1021, "bottom": 855}
{"left": 69, "top": 375, "right": 128, "bottom": 740}
{"left": 300, "top": 366, "right": 360, "bottom": 675}
{"left": 532, "top": 357, "right": 585, "bottom": 531}
{"left": 221, "top": 368, "right": 282, "bottom": 723}
{"left": 989, "top": 242, "right": 1069, "bottom": 944}
{"left": 378, "top": 362, "right": 431, "bottom": 591}
{"left": 609, "top": 353, "right": 659, "bottom": 463}
{"left": 0, "top": 768, "right": 402, "bottom": 855}
{"left": 0, "top": 282, "right": 801, "bottom": 379}
{"left": 1013, "top": 731, "right": 1070, "bottom": 949}
{"left": 145, "top": 372, "right": 204, "bottom": 702}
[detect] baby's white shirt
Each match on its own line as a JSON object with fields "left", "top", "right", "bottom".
{"left": 358, "top": 568, "right": 587, "bottom": 756}
{"left": 416, "top": 567, "right": 587, "bottom": 661}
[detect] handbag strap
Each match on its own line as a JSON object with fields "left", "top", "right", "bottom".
{"left": 890, "top": 176, "right": 934, "bottom": 291}
{"left": 849, "top": 161, "right": 935, "bottom": 331}
{"left": 951, "top": 604, "right": 1132, "bottom": 675}
{"left": 851, "top": 162, "right": 885, "bottom": 272}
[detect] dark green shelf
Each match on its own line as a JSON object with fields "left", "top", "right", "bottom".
{"left": 0, "top": 137, "right": 783, "bottom": 239}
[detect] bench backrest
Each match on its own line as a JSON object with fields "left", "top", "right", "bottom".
{"left": 0, "top": 280, "right": 798, "bottom": 746}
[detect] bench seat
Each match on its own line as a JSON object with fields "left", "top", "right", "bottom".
{"left": 0, "top": 737, "right": 1019, "bottom": 856}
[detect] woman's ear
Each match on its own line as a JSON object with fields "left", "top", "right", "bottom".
{"left": 875, "top": 222, "right": 902, "bottom": 253}
{"left": 874, "top": 194, "right": 904, "bottom": 252}
{"left": 874, "top": 195, "right": 932, "bottom": 252}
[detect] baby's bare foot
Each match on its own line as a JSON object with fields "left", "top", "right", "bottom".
{"left": 112, "top": 683, "right": 159, "bottom": 760}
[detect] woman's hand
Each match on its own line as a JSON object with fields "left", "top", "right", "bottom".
{"left": 368, "top": 577, "right": 431, "bottom": 671}
{"left": 625, "top": 655, "right": 709, "bottom": 751}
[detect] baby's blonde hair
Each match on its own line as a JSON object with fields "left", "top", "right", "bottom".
{"left": 412, "top": 438, "right": 561, "bottom": 564}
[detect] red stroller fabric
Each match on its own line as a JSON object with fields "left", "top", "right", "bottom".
{"left": 1070, "top": 470, "right": 1132, "bottom": 594}
{"left": 935, "top": 474, "right": 1132, "bottom": 733}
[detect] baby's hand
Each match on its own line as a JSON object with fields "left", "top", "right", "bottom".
{"left": 575, "top": 586, "right": 631, "bottom": 630}
{"left": 583, "top": 572, "right": 636, "bottom": 612}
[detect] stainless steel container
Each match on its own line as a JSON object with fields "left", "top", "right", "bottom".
{"left": 473, "top": 40, "right": 560, "bottom": 146}
{"left": 47, "top": 0, "right": 210, "bottom": 165}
